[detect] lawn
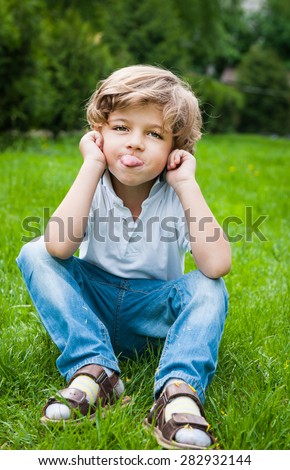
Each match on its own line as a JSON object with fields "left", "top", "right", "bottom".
{"left": 0, "top": 132, "right": 289, "bottom": 450}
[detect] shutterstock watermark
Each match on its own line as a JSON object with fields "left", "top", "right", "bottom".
{"left": 21, "top": 207, "right": 268, "bottom": 244}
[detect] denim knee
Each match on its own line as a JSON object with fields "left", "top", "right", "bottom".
{"left": 16, "top": 236, "right": 50, "bottom": 272}
{"left": 185, "top": 270, "right": 229, "bottom": 303}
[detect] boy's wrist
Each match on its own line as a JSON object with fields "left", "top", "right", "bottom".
{"left": 173, "top": 179, "right": 201, "bottom": 197}
{"left": 82, "top": 159, "right": 106, "bottom": 173}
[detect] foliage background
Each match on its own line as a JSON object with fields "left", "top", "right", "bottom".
{"left": 0, "top": 0, "right": 290, "bottom": 135}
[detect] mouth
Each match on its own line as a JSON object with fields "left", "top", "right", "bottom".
{"left": 120, "top": 155, "right": 144, "bottom": 168}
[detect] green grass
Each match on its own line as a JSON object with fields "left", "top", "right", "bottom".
{"left": 0, "top": 133, "right": 289, "bottom": 450}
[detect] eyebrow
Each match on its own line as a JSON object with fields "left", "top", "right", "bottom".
{"left": 109, "top": 117, "right": 163, "bottom": 131}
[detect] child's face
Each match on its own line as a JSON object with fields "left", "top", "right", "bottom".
{"left": 101, "top": 104, "right": 174, "bottom": 189}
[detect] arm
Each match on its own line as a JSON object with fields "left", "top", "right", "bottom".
{"left": 166, "top": 149, "right": 231, "bottom": 279}
{"left": 44, "top": 131, "right": 106, "bottom": 259}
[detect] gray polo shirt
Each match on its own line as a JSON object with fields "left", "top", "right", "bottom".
{"left": 79, "top": 170, "right": 190, "bottom": 280}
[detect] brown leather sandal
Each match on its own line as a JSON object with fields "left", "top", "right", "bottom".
{"left": 143, "top": 382, "right": 216, "bottom": 450}
{"left": 41, "top": 364, "right": 130, "bottom": 423}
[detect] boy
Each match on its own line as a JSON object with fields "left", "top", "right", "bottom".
{"left": 17, "top": 65, "right": 231, "bottom": 450}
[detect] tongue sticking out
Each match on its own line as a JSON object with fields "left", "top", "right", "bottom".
{"left": 120, "top": 155, "right": 144, "bottom": 167}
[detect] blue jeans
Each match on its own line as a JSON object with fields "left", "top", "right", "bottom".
{"left": 16, "top": 236, "right": 229, "bottom": 403}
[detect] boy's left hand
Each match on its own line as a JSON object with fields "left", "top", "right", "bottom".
{"left": 165, "top": 149, "right": 196, "bottom": 192}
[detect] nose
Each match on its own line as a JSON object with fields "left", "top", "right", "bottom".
{"left": 126, "top": 130, "right": 145, "bottom": 151}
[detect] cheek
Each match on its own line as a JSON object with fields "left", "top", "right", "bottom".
{"left": 101, "top": 128, "right": 116, "bottom": 151}
{"left": 102, "top": 138, "right": 115, "bottom": 158}
{"left": 154, "top": 156, "right": 168, "bottom": 173}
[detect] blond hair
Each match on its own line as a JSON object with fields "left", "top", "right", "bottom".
{"left": 86, "top": 65, "right": 202, "bottom": 153}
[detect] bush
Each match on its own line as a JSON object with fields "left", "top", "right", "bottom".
{"left": 186, "top": 74, "right": 245, "bottom": 134}
{"left": 0, "top": 0, "right": 45, "bottom": 131}
{"left": 237, "top": 44, "right": 290, "bottom": 135}
{"left": 36, "top": 8, "right": 112, "bottom": 133}
{"left": 0, "top": 1, "right": 113, "bottom": 133}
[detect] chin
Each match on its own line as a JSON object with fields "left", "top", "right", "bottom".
{"left": 109, "top": 169, "right": 138, "bottom": 185}
{"left": 121, "top": 176, "right": 148, "bottom": 187}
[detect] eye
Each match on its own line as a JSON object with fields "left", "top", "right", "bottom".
{"left": 113, "top": 125, "right": 128, "bottom": 132}
{"left": 148, "top": 131, "right": 162, "bottom": 139}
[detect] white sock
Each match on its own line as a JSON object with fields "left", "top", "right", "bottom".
{"left": 45, "top": 366, "right": 124, "bottom": 420}
{"left": 164, "top": 379, "right": 212, "bottom": 447}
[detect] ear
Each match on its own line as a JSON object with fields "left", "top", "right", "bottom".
{"left": 92, "top": 123, "right": 102, "bottom": 131}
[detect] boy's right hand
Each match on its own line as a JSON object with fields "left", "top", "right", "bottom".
{"left": 79, "top": 131, "right": 107, "bottom": 170}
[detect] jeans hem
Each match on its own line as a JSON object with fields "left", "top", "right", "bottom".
{"left": 64, "top": 356, "right": 121, "bottom": 382}
{"left": 154, "top": 371, "right": 205, "bottom": 404}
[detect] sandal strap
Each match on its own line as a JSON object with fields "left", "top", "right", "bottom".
{"left": 146, "top": 382, "right": 215, "bottom": 446}
{"left": 163, "top": 383, "right": 206, "bottom": 416}
{"left": 42, "top": 365, "right": 120, "bottom": 420}
{"left": 147, "top": 382, "right": 205, "bottom": 425}
{"left": 69, "top": 364, "right": 119, "bottom": 406}
{"left": 162, "top": 413, "right": 212, "bottom": 442}
{"left": 42, "top": 388, "right": 90, "bottom": 417}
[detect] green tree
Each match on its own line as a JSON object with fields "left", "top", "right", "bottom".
{"left": 0, "top": 0, "right": 113, "bottom": 132}
{"left": 43, "top": 0, "right": 105, "bottom": 28}
{"left": 187, "top": 74, "right": 244, "bottom": 133}
{"left": 173, "top": 0, "right": 249, "bottom": 74}
{"left": 40, "top": 7, "right": 112, "bottom": 132}
{"left": 213, "top": 0, "right": 258, "bottom": 74}
{"left": 237, "top": 44, "right": 290, "bottom": 134}
{"left": 254, "top": 0, "right": 290, "bottom": 66}
{"left": 0, "top": 0, "right": 46, "bottom": 130}
{"left": 100, "top": 0, "right": 190, "bottom": 72}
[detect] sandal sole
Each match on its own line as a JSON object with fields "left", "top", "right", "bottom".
{"left": 41, "top": 394, "right": 131, "bottom": 424}
{"left": 143, "top": 417, "right": 209, "bottom": 450}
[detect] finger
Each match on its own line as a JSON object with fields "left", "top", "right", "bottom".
{"left": 167, "top": 150, "right": 177, "bottom": 169}
{"left": 174, "top": 152, "right": 181, "bottom": 166}
{"left": 169, "top": 151, "right": 182, "bottom": 169}
{"left": 84, "top": 130, "right": 103, "bottom": 149}
{"left": 88, "top": 130, "right": 100, "bottom": 140}
{"left": 167, "top": 157, "right": 176, "bottom": 170}
{"left": 80, "top": 131, "right": 95, "bottom": 143}
{"left": 94, "top": 133, "right": 103, "bottom": 150}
